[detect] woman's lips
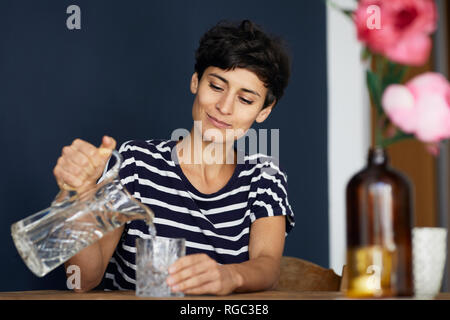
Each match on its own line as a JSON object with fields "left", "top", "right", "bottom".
{"left": 206, "top": 113, "right": 231, "bottom": 129}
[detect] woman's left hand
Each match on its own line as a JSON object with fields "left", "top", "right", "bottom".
{"left": 166, "top": 253, "right": 241, "bottom": 295}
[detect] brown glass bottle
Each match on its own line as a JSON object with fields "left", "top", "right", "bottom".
{"left": 345, "top": 147, "right": 413, "bottom": 298}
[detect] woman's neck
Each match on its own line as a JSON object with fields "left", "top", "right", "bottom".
{"left": 176, "top": 128, "right": 236, "bottom": 179}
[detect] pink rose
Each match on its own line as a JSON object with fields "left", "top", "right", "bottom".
{"left": 354, "top": 0, "right": 437, "bottom": 66}
{"left": 382, "top": 72, "right": 450, "bottom": 143}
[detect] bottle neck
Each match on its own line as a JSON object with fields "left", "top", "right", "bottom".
{"left": 367, "top": 147, "right": 389, "bottom": 167}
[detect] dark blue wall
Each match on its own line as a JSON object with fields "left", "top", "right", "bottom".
{"left": 0, "top": 0, "right": 328, "bottom": 291}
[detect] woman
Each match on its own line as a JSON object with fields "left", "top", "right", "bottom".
{"left": 54, "top": 20, "right": 295, "bottom": 295}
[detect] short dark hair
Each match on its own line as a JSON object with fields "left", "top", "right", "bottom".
{"left": 194, "top": 20, "right": 291, "bottom": 108}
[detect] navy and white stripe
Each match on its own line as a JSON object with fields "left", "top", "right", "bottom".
{"left": 102, "top": 139, "right": 295, "bottom": 290}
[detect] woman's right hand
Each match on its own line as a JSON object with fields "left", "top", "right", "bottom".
{"left": 53, "top": 136, "right": 117, "bottom": 192}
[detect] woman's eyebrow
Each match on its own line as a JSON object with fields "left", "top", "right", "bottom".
{"left": 241, "top": 88, "right": 261, "bottom": 98}
{"left": 208, "top": 73, "right": 261, "bottom": 98}
{"left": 209, "top": 73, "right": 228, "bottom": 84}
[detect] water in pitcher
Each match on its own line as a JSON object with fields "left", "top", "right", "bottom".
{"left": 12, "top": 198, "right": 156, "bottom": 277}
{"left": 11, "top": 150, "right": 156, "bottom": 278}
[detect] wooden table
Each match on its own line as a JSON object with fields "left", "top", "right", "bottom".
{"left": 0, "top": 290, "right": 449, "bottom": 300}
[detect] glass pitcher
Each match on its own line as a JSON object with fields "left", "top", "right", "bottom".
{"left": 11, "top": 150, "right": 155, "bottom": 277}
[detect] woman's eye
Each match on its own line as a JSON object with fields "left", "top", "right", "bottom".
{"left": 209, "top": 83, "right": 223, "bottom": 91}
{"left": 239, "top": 97, "right": 253, "bottom": 105}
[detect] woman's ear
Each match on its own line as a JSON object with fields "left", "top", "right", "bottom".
{"left": 190, "top": 73, "right": 199, "bottom": 94}
{"left": 255, "top": 102, "right": 275, "bottom": 123}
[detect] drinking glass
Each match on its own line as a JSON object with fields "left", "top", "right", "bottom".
{"left": 135, "top": 236, "right": 186, "bottom": 297}
{"left": 412, "top": 227, "right": 447, "bottom": 299}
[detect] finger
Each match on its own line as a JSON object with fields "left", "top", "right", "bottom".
{"left": 54, "top": 166, "right": 83, "bottom": 188}
{"left": 170, "top": 270, "right": 216, "bottom": 293}
{"left": 167, "top": 259, "right": 213, "bottom": 286}
{"left": 57, "top": 155, "right": 89, "bottom": 181}
{"left": 61, "top": 184, "right": 77, "bottom": 192}
{"left": 169, "top": 254, "right": 210, "bottom": 274}
{"left": 71, "top": 139, "right": 98, "bottom": 159}
{"left": 62, "top": 146, "right": 96, "bottom": 177}
{"left": 71, "top": 139, "right": 106, "bottom": 168}
{"left": 183, "top": 281, "right": 223, "bottom": 295}
{"left": 100, "top": 135, "right": 117, "bottom": 150}
{"left": 97, "top": 136, "right": 117, "bottom": 165}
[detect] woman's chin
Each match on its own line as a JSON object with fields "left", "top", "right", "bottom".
{"left": 203, "top": 133, "right": 226, "bottom": 144}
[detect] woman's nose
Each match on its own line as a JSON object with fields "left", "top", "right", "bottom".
{"left": 216, "top": 93, "right": 234, "bottom": 115}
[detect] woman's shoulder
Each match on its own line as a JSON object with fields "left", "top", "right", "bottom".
{"left": 239, "top": 153, "right": 288, "bottom": 183}
{"left": 115, "top": 139, "right": 178, "bottom": 170}
{"left": 118, "top": 139, "right": 175, "bottom": 157}
{"left": 118, "top": 138, "right": 172, "bottom": 150}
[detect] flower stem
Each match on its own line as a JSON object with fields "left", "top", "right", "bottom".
{"left": 379, "top": 131, "right": 415, "bottom": 148}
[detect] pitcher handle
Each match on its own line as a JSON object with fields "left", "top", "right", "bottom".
{"left": 99, "top": 150, "right": 123, "bottom": 183}
{"left": 51, "top": 150, "right": 123, "bottom": 206}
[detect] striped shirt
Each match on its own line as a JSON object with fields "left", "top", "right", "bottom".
{"left": 101, "top": 139, "right": 295, "bottom": 290}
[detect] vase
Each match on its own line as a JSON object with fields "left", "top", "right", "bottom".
{"left": 345, "top": 147, "right": 414, "bottom": 298}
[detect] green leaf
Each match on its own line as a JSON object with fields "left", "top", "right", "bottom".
{"left": 361, "top": 47, "right": 372, "bottom": 61}
{"left": 366, "top": 69, "right": 383, "bottom": 115}
{"left": 382, "top": 61, "right": 409, "bottom": 91}
{"left": 342, "top": 10, "right": 354, "bottom": 18}
{"left": 379, "top": 130, "right": 415, "bottom": 148}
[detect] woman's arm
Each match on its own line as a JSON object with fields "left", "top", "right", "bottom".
{"left": 64, "top": 225, "right": 124, "bottom": 292}
{"left": 231, "top": 215, "right": 285, "bottom": 292}
{"left": 54, "top": 136, "right": 120, "bottom": 292}
{"left": 166, "top": 215, "right": 286, "bottom": 295}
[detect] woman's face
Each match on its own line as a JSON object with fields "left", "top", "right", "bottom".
{"left": 190, "top": 66, "right": 274, "bottom": 143}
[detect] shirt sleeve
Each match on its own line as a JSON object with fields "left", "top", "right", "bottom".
{"left": 248, "top": 159, "right": 295, "bottom": 235}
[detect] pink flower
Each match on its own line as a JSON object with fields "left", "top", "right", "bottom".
{"left": 354, "top": 0, "right": 437, "bottom": 65}
{"left": 382, "top": 72, "right": 450, "bottom": 143}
